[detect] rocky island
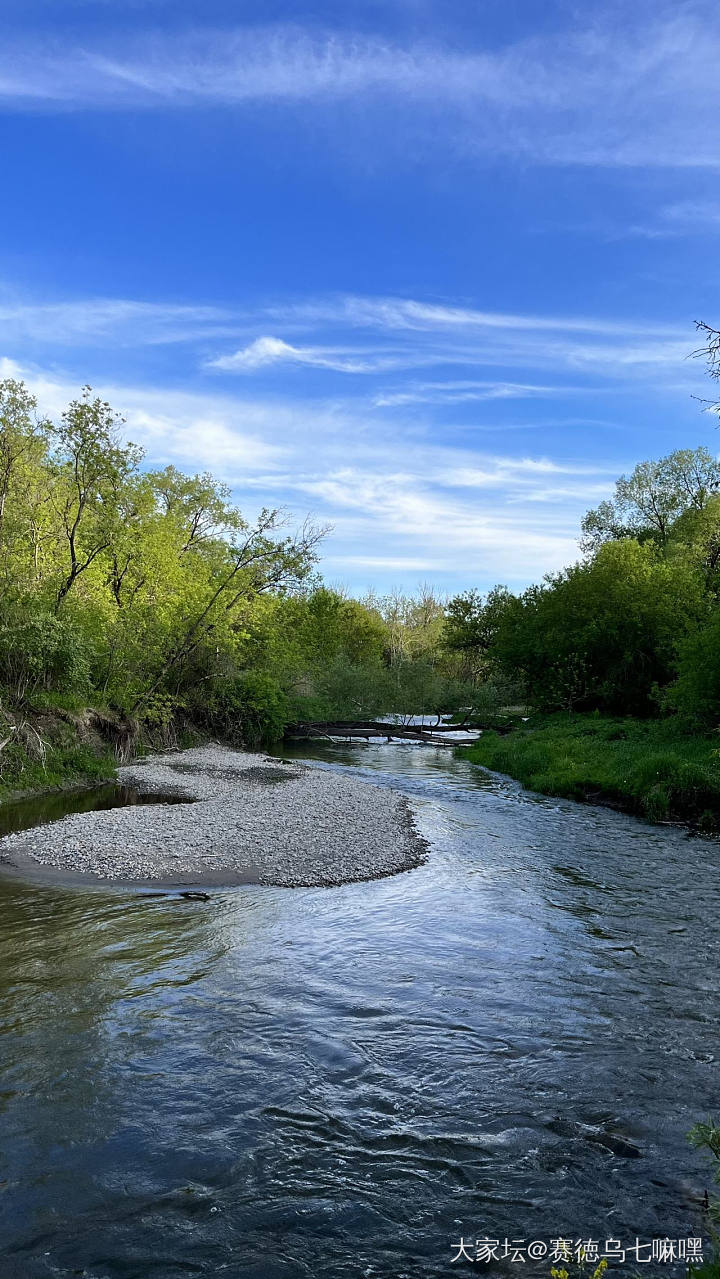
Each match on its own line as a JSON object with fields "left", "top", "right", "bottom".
{"left": 0, "top": 746, "right": 428, "bottom": 888}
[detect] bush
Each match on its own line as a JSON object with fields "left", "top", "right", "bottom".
{"left": 0, "top": 609, "right": 92, "bottom": 703}
{"left": 196, "top": 672, "right": 290, "bottom": 747}
{"left": 667, "top": 611, "right": 720, "bottom": 727}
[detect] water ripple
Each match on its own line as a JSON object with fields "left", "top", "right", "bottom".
{"left": 0, "top": 741, "right": 717, "bottom": 1276}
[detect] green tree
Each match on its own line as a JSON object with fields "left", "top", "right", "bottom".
{"left": 581, "top": 447, "right": 720, "bottom": 552}
{"left": 0, "top": 379, "right": 53, "bottom": 597}
{"left": 493, "top": 540, "right": 705, "bottom": 714}
{"left": 129, "top": 511, "right": 324, "bottom": 715}
{"left": 49, "top": 389, "right": 143, "bottom": 614}
{"left": 443, "top": 586, "right": 513, "bottom": 682}
{"left": 666, "top": 609, "right": 720, "bottom": 727}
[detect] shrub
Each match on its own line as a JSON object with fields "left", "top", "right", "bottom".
{"left": 196, "top": 672, "right": 290, "bottom": 747}
{"left": 0, "top": 610, "right": 91, "bottom": 703}
{"left": 667, "top": 611, "right": 720, "bottom": 728}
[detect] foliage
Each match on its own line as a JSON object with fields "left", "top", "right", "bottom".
{"left": 0, "top": 608, "right": 92, "bottom": 703}
{"left": 0, "top": 730, "right": 116, "bottom": 802}
{"left": 196, "top": 672, "right": 290, "bottom": 747}
{"left": 0, "top": 377, "right": 490, "bottom": 768}
{"left": 687, "top": 1119, "right": 720, "bottom": 1279}
{"left": 0, "top": 378, "right": 330, "bottom": 746}
{"left": 580, "top": 447, "right": 720, "bottom": 551}
{"left": 446, "top": 429, "right": 720, "bottom": 826}
{"left": 6, "top": 370, "right": 720, "bottom": 786}
{"left": 364, "top": 586, "right": 447, "bottom": 665}
{"left": 666, "top": 610, "right": 720, "bottom": 727}
{"left": 491, "top": 540, "right": 704, "bottom": 714}
{"left": 550, "top": 1257, "right": 606, "bottom": 1279}
{"left": 443, "top": 445, "right": 720, "bottom": 726}
{"left": 443, "top": 586, "right": 513, "bottom": 682}
{"left": 690, "top": 1121, "right": 720, "bottom": 1225}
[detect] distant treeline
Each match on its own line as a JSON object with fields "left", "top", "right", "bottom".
{"left": 2, "top": 371, "right": 720, "bottom": 763}
{"left": 0, "top": 379, "right": 482, "bottom": 751}
{"left": 445, "top": 444, "right": 720, "bottom": 726}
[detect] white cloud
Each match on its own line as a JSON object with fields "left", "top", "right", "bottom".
{"left": 207, "top": 334, "right": 407, "bottom": 374}
{"left": 203, "top": 297, "right": 698, "bottom": 386}
{"left": 0, "top": 295, "right": 237, "bottom": 346}
{"left": 0, "top": 286, "right": 705, "bottom": 398}
{"left": 0, "top": 356, "right": 286, "bottom": 475}
{"left": 628, "top": 200, "right": 720, "bottom": 239}
{"left": 209, "top": 336, "right": 301, "bottom": 371}
{"left": 323, "top": 555, "right": 451, "bottom": 573}
{"left": 256, "top": 295, "right": 696, "bottom": 381}
{"left": 2, "top": 352, "right": 624, "bottom": 589}
{"left": 1, "top": 11, "right": 719, "bottom": 167}
{"left": 294, "top": 474, "right": 585, "bottom": 581}
{"left": 439, "top": 457, "right": 617, "bottom": 488}
{"left": 275, "top": 294, "right": 682, "bottom": 338}
{"left": 373, "top": 380, "right": 592, "bottom": 407}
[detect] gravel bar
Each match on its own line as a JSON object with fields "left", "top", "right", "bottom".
{"left": 0, "top": 745, "right": 429, "bottom": 888}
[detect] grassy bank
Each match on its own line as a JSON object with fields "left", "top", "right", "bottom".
{"left": 0, "top": 706, "right": 124, "bottom": 802}
{"left": 0, "top": 742, "right": 116, "bottom": 803}
{"left": 0, "top": 703, "right": 207, "bottom": 803}
{"left": 459, "top": 714, "right": 720, "bottom": 829}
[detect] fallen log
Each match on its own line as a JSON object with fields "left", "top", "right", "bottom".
{"left": 285, "top": 720, "right": 479, "bottom": 746}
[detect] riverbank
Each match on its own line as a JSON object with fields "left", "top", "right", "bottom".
{"left": 459, "top": 714, "right": 720, "bottom": 829}
{"left": 0, "top": 704, "right": 141, "bottom": 804}
{"left": 0, "top": 723, "right": 114, "bottom": 803}
{"left": 0, "top": 745, "right": 428, "bottom": 887}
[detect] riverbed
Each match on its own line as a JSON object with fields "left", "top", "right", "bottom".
{"left": 0, "top": 746, "right": 426, "bottom": 886}
{"left": 0, "top": 740, "right": 717, "bottom": 1277}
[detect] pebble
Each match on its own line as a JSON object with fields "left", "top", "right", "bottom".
{"left": 0, "top": 745, "right": 429, "bottom": 888}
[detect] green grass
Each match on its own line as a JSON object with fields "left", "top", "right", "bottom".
{"left": 0, "top": 739, "right": 116, "bottom": 802}
{"left": 459, "top": 714, "right": 720, "bottom": 828}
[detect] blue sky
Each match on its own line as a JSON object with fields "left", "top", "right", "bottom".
{"left": 1, "top": 0, "right": 719, "bottom": 595}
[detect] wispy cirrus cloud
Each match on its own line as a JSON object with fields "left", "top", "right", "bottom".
{"left": 207, "top": 318, "right": 693, "bottom": 385}
{"left": 206, "top": 334, "right": 408, "bottom": 374}
{"left": 267, "top": 294, "right": 683, "bottom": 339}
{"left": 1, "top": 353, "right": 622, "bottom": 588}
{"left": 205, "top": 293, "right": 698, "bottom": 386}
{"left": 0, "top": 294, "right": 236, "bottom": 346}
{"left": 0, "top": 284, "right": 704, "bottom": 403}
{"left": 373, "top": 380, "right": 599, "bottom": 407}
{"left": 1, "top": 9, "right": 720, "bottom": 168}
{"left": 627, "top": 200, "right": 720, "bottom": 239}
{"left": 0, "top": 285, "right": 702, "bottom": 394}
{"left": 262, "top": 466, "right": 587, "bottom": 578}
{"left": 208, "top": 335, "right": 650, "bottom": 385}
{"left": 253, "top": 295, "right": 696, "bottom": 379}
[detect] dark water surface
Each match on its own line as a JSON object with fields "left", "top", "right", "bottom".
{"left": 0, "top": 742, "right": 718, "bottom": 1278}
{"left": 0, "top": 784, "right": 190, "bottom": 839}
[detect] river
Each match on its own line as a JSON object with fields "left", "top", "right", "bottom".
{"left": 0, "top": 740, "right": 717, "bottom": 1277}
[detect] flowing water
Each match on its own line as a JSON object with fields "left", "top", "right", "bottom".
{"left": 0, "top": 741, "right": 718, "bottom": 1278}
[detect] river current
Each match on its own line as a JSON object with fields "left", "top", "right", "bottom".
{"left": 0, "top": 741, "right": 718, "bottom": 1277}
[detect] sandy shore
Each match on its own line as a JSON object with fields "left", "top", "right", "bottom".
{"left": 0, "top": 745, "right": 428, "bottom": 888}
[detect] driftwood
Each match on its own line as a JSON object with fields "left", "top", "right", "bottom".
{"left": 285, "top": 719, "right": 475, "bottom": 746}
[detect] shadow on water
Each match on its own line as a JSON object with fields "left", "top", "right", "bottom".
{"left": 0, "top": 784, "right": 192, "bottom": 839}
{"left": 0, "top": 738, "right": 718, "bottom": 1277}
